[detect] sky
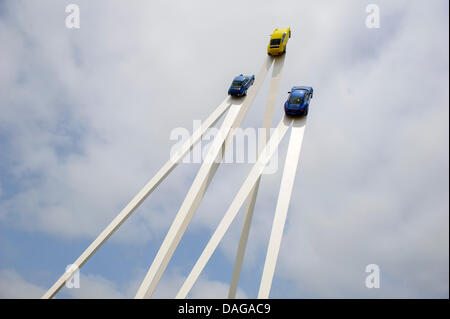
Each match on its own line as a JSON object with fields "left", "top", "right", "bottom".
{"left": 0, "top": 0, "right": 448, "bottom": 298}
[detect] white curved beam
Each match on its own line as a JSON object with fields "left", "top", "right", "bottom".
{"left": 176, "top": 116, "right": 292, "bottom": 299}
{"left": 228, "top": 54, "right": 286, "bottom": 299}
{"left": 258, "top": 117, "right": 307, "bottom": 299}
{"left": 41, "top": 96, "right": 232, "bottom": 299}
{"left": 134, "top": 57, "right": 273, "bottom": 299}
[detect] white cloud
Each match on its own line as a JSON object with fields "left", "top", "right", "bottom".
{"left": 0, "top": 269, "right": 46, "bottom": 298}
{"left": 0, "top": 0, "right": 448, "bottom": 298}
{"left": 78, "top": 267, "right": 248, "bottom": 299}
{"left": 151, "top": 271, "right": 248, "bottom": 299}
{"left": 191, "top": 277, "right": 247, "bottom": 299}
{"left": 60, "top": 273, "right": 125, "bottom": 299}
{"left": 0, "top": 268, "right": 132, "bottom": 299}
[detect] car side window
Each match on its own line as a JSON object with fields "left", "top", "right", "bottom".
{"left": 282, "top": 33, "right": 286, "bottom": 43}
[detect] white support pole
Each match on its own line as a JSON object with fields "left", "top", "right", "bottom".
{"left": 135, "top": 104, "right": 242, "bottom": 299}
{"left": 192, "top": 55, "right": 271, "bottom": 213}
{"left": 42, "top": 96, "right": 232, "bottom": 299}
{"left": 206, "top": 56, "right": 274, "bottom": 187}
{"left": 134, "top": 57, "right": 273, "bottom": 299}
{"left": 258, "top": 117, "right": 307, "bottom": 299}
{"left": 176, "top": 116, "right": 292, "bottom": 299}
{"left": 228, "top": 54, "right": 286, "bottom": 299}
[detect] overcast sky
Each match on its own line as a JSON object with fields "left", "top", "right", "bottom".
{"left": 0, "top": 0, "right": 448, "bottom": 298}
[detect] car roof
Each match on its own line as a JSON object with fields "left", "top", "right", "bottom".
{"left": 292, "top": 86, "right": 313, "bottom": 92}
{"left": 291, "top": 90, "right": 307, "bottom": 97}
{"left": 233, "top": 75, "right": 248, "bottom": 81}
{"left": 271, "top": 28, "right": 289, "bottom": 38}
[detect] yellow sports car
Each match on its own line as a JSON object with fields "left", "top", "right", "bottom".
{"left": 267, "top": 27, "right": 291, "bottom": 56}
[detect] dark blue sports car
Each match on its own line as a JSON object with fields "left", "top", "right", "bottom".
{"left": 228, "top": 74, "right": 255, "bottom": 97}
{"left": 284, "top": 86, "right": 313, "bottom": 116}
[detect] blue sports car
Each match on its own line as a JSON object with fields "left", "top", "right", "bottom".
{"left": 228, "top": 74, "right": 255, "bottom": 97}
{"left": 284, "top": 86, "right": 314, "bottom": 116}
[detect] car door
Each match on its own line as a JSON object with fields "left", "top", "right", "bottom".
{"left": 305, "top": 92, "right": 310, "bottom": 105}
{"left": 243, "top": 78, "right": 249, "bottom": 89}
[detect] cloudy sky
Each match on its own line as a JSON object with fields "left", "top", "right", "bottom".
{"left": 0, "top": 0, "right": 448, "bottom": 298}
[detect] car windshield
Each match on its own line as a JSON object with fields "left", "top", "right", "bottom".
{"left": 270, "top": 38, "right": 281, "bottom": 46}
{"left": 289, "top": 96, "right": 304, "bottom": 105}
{"left": 231, "top": 80, "right": 243, "bottom": 87}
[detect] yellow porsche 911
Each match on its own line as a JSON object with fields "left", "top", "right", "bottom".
{"left": 267, "top": 27, "right": 291, "bottom": 56}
